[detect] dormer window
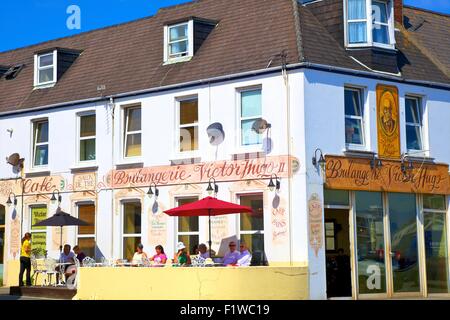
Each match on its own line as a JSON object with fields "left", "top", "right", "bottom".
{"left": 34, "top": 50, "right": 57, "bottom": 87}
{"left": 164, "top": 21, "right": 194, "bottom": 63}
{"left": 345, "top": 0, "right": 395, "bottom": 49}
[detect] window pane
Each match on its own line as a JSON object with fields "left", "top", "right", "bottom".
{"left": 240, "top": 195, "right": 264, "bottom": 231}
{"left": 372, "top": 1, "right": 388, "bottom": 23}
{"left": 169, "top": 24, "right": 188, "bottom": 41}
{"left": 180, "top": 126, "right": 198, "bottom": 152}
{"left": 178, "top": 216, "right": 199, "bottom": 233}
{"left": 180, "top": 99, "right": 198, "bottom": 125}
{"left": 39, "top": 68, "right": 54, "bottom": 83}
{"left": 345, "top": 118, "right": 363, "bottom": 145}
{"left": 324, "top": 189, "right": 350, "bottom": 206}
{"left": 388, "top": 193, "right": 420, "bottom": 293}
{"left": 170, "top": 41, "right": 188, "bottom": 56}
{"left": 31, "top": 232, "right": 47, "bottom": 252}
{"left": 355, "top": 191, "right": 386, "bottom": 294}
{"left": 406, "top": 125, "right": 422, "bottom": 150}
{"left": 34, "top": 145, "right": 48, "bottom": 166}
{"left": 405, "top": 98, "right": 421, "bottom": 124}
{"left": 424, "top": 212, "right": 449, "bottom": 293}
{"left": 31, "top": 207, "right": 47, "bottom": 231}
{"left": 77, "top": 238, "right": 96, "bottom": 260}
{"left": 178, "top": 234, "right": 199, "bottom": 255}
{"left": 126, "top": 108, "right": 141, "bottom": 132}
{"left": 123, "top": 237, "right": 141, "bottom": 261}
{"left": 35, "top": 122, "right": 48, "bottom": 143}
{"left": 241, "top": 119, "right": 263, "bottom": 145}
{"left": 78, "top": 204, "right": 95, "bottom": 235}
{"left": 348, "top": 0, "right": 367, "bottom": 19}
{"left": 423, "top": 195, "right": 446, "bottom": 211}
{"left": 39, "top": 54, "right": 53, "bottom": 67}
{"left": 240, "top": 233, "right": 265, "bottom": 266}
{"left": 80, "top": 115, "right": 96, "bottom": 137}
{"left": 125, "top": 133, "right": 141, "bottom": 157}
{"left": 241, "top": 90, "right": 262, "bottom": 118}
{"left": 123, "top": 202, "right": 141, "bottom": 234}
{"left": 345, "top": 89, "right": 362, "bottom": 117}
{"left": 80, "top": 139, "right": 96, "bottom": 161}
{"left": 372, "top": 24, "right": 389, "bottom": 44}
{"left": 349, "top": 22, "right": 367, "bottom": 43}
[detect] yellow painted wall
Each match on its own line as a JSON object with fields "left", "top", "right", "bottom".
{"left": 75, "top": 266, "right": 309, "bottom": 300}
{"left": 6, "top": 260, "right": 49, "bottom": 287}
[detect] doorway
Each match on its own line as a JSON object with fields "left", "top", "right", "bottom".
{"left": 325, "top": 208, "right": 352, "bottom": 298}
{"left": 0, "top": 205, "right": 5, "bottom": 286}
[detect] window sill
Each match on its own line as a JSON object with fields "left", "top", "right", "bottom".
{"left": 25, "top": 169, "right": 51, "bottom": 178}
{"left": 115, "top": 162, "right": 144, "bottom": 170}
{"left": 70, "top": 164, "right": 99, "bottom": 173}
{"left": 33, "top": 82, "right": 56, "bottom": 90}
{"left": 163, "top": 56, "right": 193, "bottom": 65}
{"left": 343, "top": 148, "right": 375, "bottom": 159}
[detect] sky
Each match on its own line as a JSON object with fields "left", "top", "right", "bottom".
{"left": 0, "top": 0, "right": 449, "bottom": 53}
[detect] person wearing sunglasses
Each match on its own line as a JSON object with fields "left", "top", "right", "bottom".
{"left": 237, "top": 242, "right": 252, "bottom": 267}
{"left": 222, "top": 241, "right": 240, "bottom": 266}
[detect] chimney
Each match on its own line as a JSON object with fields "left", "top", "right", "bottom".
{"left": 394, "top": 0, "right": 403, "bottom": 26}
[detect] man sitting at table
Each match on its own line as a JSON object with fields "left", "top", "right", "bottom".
{"left": 222, "top": 241, "right": 241, "bottom": 266}
{"left": 237, "top": 242, "right": 252, "bottom": 267}
{"left": 73, "top": 245, "right": 86, "bottom": 266}
{"left": 198, "top": 243, "right": 216, "bottom": 259}
{"left": 56, "top": 244, "right": 76, "bottom": 283}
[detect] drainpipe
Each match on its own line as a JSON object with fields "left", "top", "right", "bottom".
{"left": 108, "top": 97, "right": 115, "bottom": 259}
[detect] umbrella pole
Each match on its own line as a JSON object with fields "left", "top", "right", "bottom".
{"left": 208, "top": 209, "right": 212, "bottom": 259}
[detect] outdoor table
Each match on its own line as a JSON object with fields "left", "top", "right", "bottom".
{"left": 55, "top": 262, "right": 74, "bottom": 286}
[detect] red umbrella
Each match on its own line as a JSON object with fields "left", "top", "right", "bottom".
{"left": 164, "top": 196, "right": 253, "bottom": 258}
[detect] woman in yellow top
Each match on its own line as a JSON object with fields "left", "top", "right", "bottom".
{"left": 19, "top": 233, "right": 32, "bottom": 286}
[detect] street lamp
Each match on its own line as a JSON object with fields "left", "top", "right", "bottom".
{"left": 268, "top": 174, "right": 281, "bottom": 192}
{"left": 206, "top": 177, "right": 219, "bottom": 196}
{"left": 147, "top": 183, "right": 159, "bottom": 199}
{"left": 312, "top": 148, "right": 326, "bottom": 172}
{"left": 6, "top": 192, "right": 17, "bottom": 207}
{"left": 50, "top": 189, "right": 62, "bottom": 205}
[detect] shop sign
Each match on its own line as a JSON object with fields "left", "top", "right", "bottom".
{"left": 73, "top": 172, "right": 97, "bottom": 191}
{"left": 325, "top": 155, "right": 450, "bottom": 194}
{"left": 377, "top": 84, "right": 401, "bottom": 159}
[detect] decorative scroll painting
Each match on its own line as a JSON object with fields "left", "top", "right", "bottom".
{"left": 271, "top": 196, "right": 288, "bottom": 245}
{"left": 148, "top": 201, "right": 168, "bottom": 249}
{"left": 308, "top": 193, "right": 323, "bottom": 258}
{"left": 377, "top": 84, "right": 401, "bottom": 159}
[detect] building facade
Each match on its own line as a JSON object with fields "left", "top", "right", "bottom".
{"left": 0, "top": 0, "right": 449, "bottom": 299}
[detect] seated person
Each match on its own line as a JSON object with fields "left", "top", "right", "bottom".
{"left": 192, "top": 244, "right": 199, "bottom": 255}
{"left": 73, "top": 245, "right": 86, "bottom": 266}
{"left": 237, "top": 242, "right": 252, "bottom": 267}
{"left": 150, "top": 245, "right": 167, "bottom": 265}
{"left": 173, "top": 242, "right": 191, "bottom": 266}
{"left": 56, "top": 244, "right": 76, "bottom": 283}
{"left": 131, "top": 243, "right": 148, "bottom": 265}
{"left": 198, "top": 243, "right": 216, "bottom": 259}
{"left": 222, "top": 241, "right": 241, "bottom": 266}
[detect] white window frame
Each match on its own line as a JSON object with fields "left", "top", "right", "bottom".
{"left": 76, "top": 111, "right": 96, "bottom": 165}
{"left": 344, "top": 86, "right": 366, "bottom": 150}
{"left": 29, "top": 205, "right": 48, "bottom": 251}
{"left": 237, "top": 86, "right": 263, "bottom": 151}
{"left": 32, "top": 119, "right": 49, "bottom": 169}
{"left": 176, "top": 96, "right": 199, "bottom": 156}
{"left": 344, "top": 0, "right": 395, "bottom": 50}
{"left": 164, "top": 20, "right": 194, "bottom": 64}
{"left": 34, "top": 50, "right": 57, "bottom": 87}
{"left": 121, "top": 200, "right": 142, "bottom": 260}
{"left": 75, "top": 202, "right": 96, "bottom": 259}
{"left": 405, "top": 96, "right": 424, "bottom": 153}
{"left": 236, "top": 192, "right": 265, "bottom": 245}
{"left": 122, "top": 105, "right": 142, "bottom": 160}
{"left": 175, "top": 197, "right": 200, "bottom": 251}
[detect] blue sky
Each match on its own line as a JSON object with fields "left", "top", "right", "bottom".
{"left": 0, "top": 0, "right": 449, "bottom": 53}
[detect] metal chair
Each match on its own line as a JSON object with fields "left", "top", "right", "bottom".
{"left": 66, "top": 256, "right": 80, "bottom": 290}
{"left": 44, "top": 258, "right": 58, "bottom": 286}
{"left": 82, "top": 256, "right": 96, "bottom": 267}
{"left": 30, "top": 255, "right": 47, "bottom": 286}
{"left": 141, "top": 256, "right": 151, "bottom": 267}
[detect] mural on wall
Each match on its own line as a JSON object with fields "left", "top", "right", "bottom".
{"left": 148, "top": 201, "right": 168, "bottom": 250}
{"left": 308, "top": 193, "right": 323, "bottom": 258}
{"left": 271, "top": 195, "right": 288, "bottom": 245}
{"left": 377, "top": 84, "right": 401, "bottom": 159}
{"left": 9, "top": 210, "right": 20, "bottom": 259}
{"left": 71, "top": 172, "right": 97, "bottom": 192}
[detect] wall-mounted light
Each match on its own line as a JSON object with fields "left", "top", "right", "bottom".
{"left": 312, "top": 148, "right": 326, "bottom": 172}
{"left": 147, "top": 183, "right": 159, "bottom": 199}
{"left": 206, "top": 177, "right": 219, "bottom": 196}
{"left": 268, "top": 174, "right": 281, "bottom": 192}
{"left": 6, "top": 192, "right": 17, "bottom": 207}
{"left": 370, "top": 155, "right": 383, "bottom": 170}
{"left": 400, "top": 154, "right": 414, "bottom": 176}
{"left": 50, "top": 189, "right": 62, "bottom": 205}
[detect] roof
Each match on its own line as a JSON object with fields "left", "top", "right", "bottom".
{"left": 0, "top": 0, "right": 448, "bottom": 115}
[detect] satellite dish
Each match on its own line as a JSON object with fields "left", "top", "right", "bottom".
{"left": 207, "top": 122, "right": 225, "bottom": 146}
{"left": 252, "top": 119, "right": 271, "bottom": 134}
{"left": 6, "top": 153, "right": 24, "bottom": 169}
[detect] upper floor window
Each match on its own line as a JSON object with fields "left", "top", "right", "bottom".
{"left": 178, "top": 98, "right": 198, "bottom": 153}
{"left": 32, "top": 120, "right": 49, "bottom": 167}
{"left": 346, "top": 0, "right": 395, "bottom": 48}
{"left": 34, "top": 51, "right": 57, "bottom": 86}
{"left": 164, "top": 21, "right": 194, "bottom": 63}
{"left": 78, "top": 113, "right": 96, "bottom": 162}
{"left": 344, "top": 87, "right": 365, "bottom": 146}
{"left": 123, "top": 105, "right": 142, "bottom": 158}
{"left": 240, "top": 88, "right": 263, "bottom": 146}
{"left": 405, "top": 96, "right": 423, "bottom": 151}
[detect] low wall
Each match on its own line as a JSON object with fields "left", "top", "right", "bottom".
{"left": 75, "top": 266, "right": 309, "bottom": 300}
{"left": 6, "top": 260, "right": 49, "bottom": 287}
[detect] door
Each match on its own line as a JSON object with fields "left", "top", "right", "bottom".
{"left": 0, "top": 205, "right": 5, "bottom": 285}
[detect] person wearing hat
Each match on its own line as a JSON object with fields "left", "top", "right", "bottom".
{"left": 131, "top": 243, "right": 148, "bottom": 266}
{"left": 173, "top": 242, "right": 191, "bottom": 266}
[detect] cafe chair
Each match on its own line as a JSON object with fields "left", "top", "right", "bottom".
{"left": 141, "top": 256, "right": 151, "bottom": 267}
{"left": 44, "top": 258, "right": 58, "bottom": 286}
{"left": 82, "top": 256, "right": 96, "bottom": 267}
{"left": 30, "top": 255, "right": 47, "bottom": 286}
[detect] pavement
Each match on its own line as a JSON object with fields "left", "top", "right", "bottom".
{"left": 0, "top": 287, "right": 60, "bottom": 300}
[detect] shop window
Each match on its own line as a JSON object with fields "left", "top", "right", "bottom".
{"left": 176, "top": 197, "right": 199, "bottom": 254}
{"left": 238, "top": 194, "right": 265, "bottom": 265}
{"left": 405, "top": 96, "right": 423, "bottom": 151}
{"left": 344, "top": 87, "right": 365, "bottom": 147}
{"left": 78, "top": 113, "right": 96, "bottom": 162}
{"left": 122, "top": 201, "right": 141, "bottom": 261}
{"left": 77, "top": 203, "right": 96, "bottom": 259}
{"left": 324, "top": 189, "right": 350, "bottom": 207}
{"left": 32, "top": 120, "right": 49, "bottom": 167}
{"left": 123, "top": 105, "right": 142, "bottom": 158}
{"left": 30, "top": 206, "right": 47, "bottom": 253}
{"left": 240, "top": 88, "right": 263, "bottom": 146}
{"left": 178, "top": 98, "right": 198, "bottom": 153}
